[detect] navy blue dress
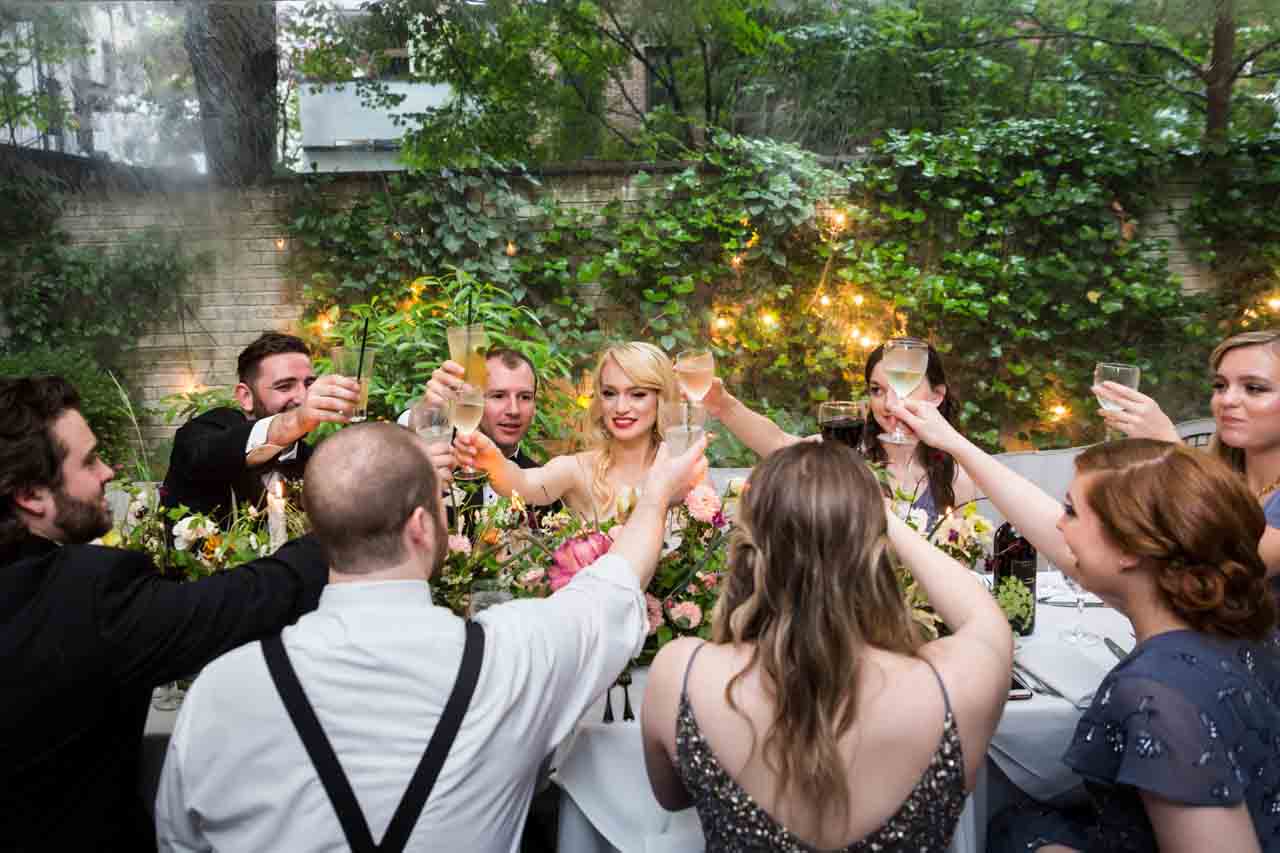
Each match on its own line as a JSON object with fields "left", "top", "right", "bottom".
{"left": 992, "top": 630, "right": 1280, "bottom": 852}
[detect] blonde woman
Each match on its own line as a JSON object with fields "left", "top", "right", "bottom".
{"left": 641, "top": 441, "right": 1012, "bottom": 850}
{"left": 1097, "top": 330, "right": 1280, "bottom": 573}
{"left": 457, "top": 342, "right": 681, "bottom": 520}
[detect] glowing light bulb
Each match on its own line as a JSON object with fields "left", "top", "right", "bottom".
{"left": 860, "top": 336, "right": 875, "bottom": 349}
{"left": 832, "top": 211, "right": 847, "bottom": 230}
{"left": 1268, "top": 298, "right": 1280, "bottom": 311}
{"left": 819, "top": 294, "right": 831, "bottom": 307}
{"left": 1051, "top": 405, "right": 1068, "bottom": 420}
{"left": 853, "top": 294, "right": 865, "bottom": 306}
{"left": 730, "top": 255, "right": 744, "bottom": 270}
{"left": 506, "top": 241, "right": 517, "bottom": 257}
{"left": 761, "top": 311, "right": 779, "bottom": 329}
{"left": 274, "top": 237, "right": 286, "bottom": 250}
{"left": 714, "top": 316, "right": 732, "bottom": 331}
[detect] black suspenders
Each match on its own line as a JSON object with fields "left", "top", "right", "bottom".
{"left": 261, "top": 621, "right": 485, "bottom": 853}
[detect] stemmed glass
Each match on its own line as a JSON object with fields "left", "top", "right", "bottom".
{"left": 818, "top": 400, "right": 868, "bottom": 452}
{"left": 879, "top": 338, "right": 930, "bottom": 445}
{"left": 1059, "top": 572, "right": 1099, "bottom": 647}
{"left": 674, "top": 349, "right": 715, "bottom": 428}
{"left": 446, "top": 324, "right": 490, "bottom": 482}
{"left": 450, "top": 386, "right": 487, "bottom": 482}
{"left": 409, "top": 400, "right": 452, "bottom": 449}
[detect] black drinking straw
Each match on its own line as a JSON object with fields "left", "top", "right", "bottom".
{"left": 355, "top": 317, "right": 370, "bottom": 383}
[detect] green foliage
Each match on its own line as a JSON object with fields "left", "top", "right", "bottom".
{"left": 287, "top": 125, "right": 1243, "bottom": 457}
{"left": 1, "top": 225, "right": 203, "bottom": 367}
{"left": 994, "top": 575, "right": 1034, "bottom": 635}
{"left": 0, "top": 3, "right": 89, "bottom": 146}
{"left": 0, "top": 347, "right": 132, "bottom": 465}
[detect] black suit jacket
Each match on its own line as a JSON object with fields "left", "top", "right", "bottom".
{"left": 162, "top": 407, "right": 312, "bottom": 522}
{"left": 450, "top": 445, "right": 563, "bottom": 533}
{"left": 0, "top": 534, "right": 327, "bottom": 852}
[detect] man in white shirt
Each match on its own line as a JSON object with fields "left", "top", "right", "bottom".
{"left": 155, "top": 420, "right": 707, "bottom": 852}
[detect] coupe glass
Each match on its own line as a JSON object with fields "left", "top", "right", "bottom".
{"left": 879, "top": 338, "right": 930, "bottom": 445}
{"left": 1059, "top": 572, "right": 1099, "bottom": 647}
{"left": 675, "top": 349, "right": 715, "bottom": 428}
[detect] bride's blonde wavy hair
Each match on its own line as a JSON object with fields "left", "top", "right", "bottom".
{"left": 584, "top": 342, "right": 679, "bottom": 514}
{"left": 711, "top": 442, "right": 922, "bottom": 830}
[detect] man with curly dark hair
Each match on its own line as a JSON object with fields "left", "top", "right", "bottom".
{"left": 0, "top": 375, "right": 329, "bottom": 853}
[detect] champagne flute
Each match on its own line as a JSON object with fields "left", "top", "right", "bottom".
{"left": 1059, "top": 572, "right": 1099, "bottom": 647}
{"left": 447, "top": 324, "right": 491, "bottom": 392}
{"left": 451, "top": 385, "right": 487, "bottom": 482}
{"left": 818, "top": 400, "right": 868, "bottom": 452}
{"left": 675, "top": 348, "right": 715, "bottom": 428}
{"left": 879, "top": 338, "right": 930, "bottom": 445}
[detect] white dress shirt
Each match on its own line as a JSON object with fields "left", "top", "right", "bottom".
{"left": 155, "top": 554, "right": 646, "bottom": 852}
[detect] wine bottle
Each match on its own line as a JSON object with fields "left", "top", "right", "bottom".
{"left": 989, "top": 522, "right": 1037, "bottom": 636}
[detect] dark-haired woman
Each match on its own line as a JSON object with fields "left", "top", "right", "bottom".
{"left": 895, "top": 399, "right": 1279, "bottom": 852}
{"left": 641, "top": 441, "right": 1012, "bottom": 850}
{"left": 703, "top": 341, "right": 978, "bottom": 526}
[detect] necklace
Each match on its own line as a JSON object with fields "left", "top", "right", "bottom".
{"left": 1256, "top": 472, "right": 1280, "bottom": 500}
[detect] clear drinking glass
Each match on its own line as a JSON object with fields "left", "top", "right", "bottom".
{"left": 879, "top": 338, "right": 930, "bottom": 445}
{"left": 1093, "top": 362, "right": 1141, "bottom": 412}
{"left": 469, "top": 579, "right": 512, "bottom": 617}
{"left": 1059, "top": 573, "right": 1099, "bottom": 647}
{"left": 818, "top": 400, "right": 868, "bottom": 452}
{"left": 409, "top": 400, "right": 452, "bottom": 448}
{"left": 675, "top": 348, "right": 715, "bottom": 428}
{"left": 450, "top": 385, "right": 487, "bottom": 482}
{"left": 331, "top": 346, "right": 376, "bottom": 422}
{"left": 447, "top": 324, "right": 491, "bottom": 391}
{"left": 152, "top": 682, "right": 182, "bottom": 712}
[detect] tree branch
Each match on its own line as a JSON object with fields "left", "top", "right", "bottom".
{"left": 961, "top": 23, "right": 1206, "bottom": 81}
{"left": 1234, "top": 37, "right": 1280, "bottom": 76}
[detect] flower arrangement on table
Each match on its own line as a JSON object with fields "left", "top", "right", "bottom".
{"left": 875, "top": 466, "right": 995, "bottom": 639}
{"left": 98, "top": 479, "right": 311, "bottom": 578}
{"left": 430, "top": 479, "right": 739, "bottom": 663}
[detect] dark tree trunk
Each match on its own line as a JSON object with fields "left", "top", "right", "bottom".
{"left": 1204, "top": 0, "right": 1235, "bottom": 149}
{"left": 183, "top": 2, "right": 277, "bottom": 185}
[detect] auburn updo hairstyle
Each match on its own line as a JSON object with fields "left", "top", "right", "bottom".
{"left": 1075, "top": 438, "right": 1276, "bottom": 641}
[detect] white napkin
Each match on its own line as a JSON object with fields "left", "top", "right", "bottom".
{"left": 1015, "top": 642, "right": 1110, "bottom": 706}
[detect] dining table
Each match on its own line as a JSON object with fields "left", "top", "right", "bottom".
{"left": 552, "top": 572, "right": 1134, "bottom": 853}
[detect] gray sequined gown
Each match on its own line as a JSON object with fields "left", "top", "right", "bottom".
{"left": 674, "top": 644, "right": 969, "bottom": 852}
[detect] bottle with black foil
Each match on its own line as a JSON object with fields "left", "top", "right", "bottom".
{"left": 988, "top": 522, "right": 1037, "bottom": 636}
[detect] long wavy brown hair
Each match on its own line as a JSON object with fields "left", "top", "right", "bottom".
{"left": 710, "top": 442, "right": 922, "bottom": 829}
{"left": 584, "top": 342, "right": 679, "bottom": 515}
{"left": 1206, "top": 329, "right": 1280, "bottom": 476}
{"left": 1076, "top": 439, "right": 1276, "bottom": 641}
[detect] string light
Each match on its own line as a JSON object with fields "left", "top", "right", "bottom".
{"left": 730, "top": 255, "right": 744, "bottom": 270}
{"left": 274, "top": 237, "right": 286, "bottom": 250}
{"left": 860, "top": 335, "right": 875, "bottom": 349}
{"left": 760, "top": 311, "right": 779, "bottom": 329}
{"left": 713, "top": 316, "right": 733, "bottom": 332}
{"left": 1050, "top": 404, "right": 1069, "bottom": 420}
{"left": 506, "top": 240, "right": 517, "bottom": 257}
{"left": 1268, "top": 297, "right": 1280, "bottom": 311}
{"left": 853, "top": 294, "right": 865, "bottom": 307}
{"left": 819, "top": 294, "right": 831, "bottom": 307}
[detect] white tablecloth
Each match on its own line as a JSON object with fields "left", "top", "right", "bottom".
{"left": 554, "top": 579, "right": 1135, "bottom": 853}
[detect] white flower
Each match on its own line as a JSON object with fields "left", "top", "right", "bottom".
{"left": 172, "top": 516, "right": 216, "bottom": 552}
{"left": 906, "top": 507, "right": 929, "bottom": 532}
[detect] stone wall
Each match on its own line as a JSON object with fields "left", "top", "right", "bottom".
{"left": 49, "top": 163, "right": 1215, "bottom": 447}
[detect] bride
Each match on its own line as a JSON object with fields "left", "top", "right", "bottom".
{"left": 455, "top": 342, "right": 681, "bottom": 521}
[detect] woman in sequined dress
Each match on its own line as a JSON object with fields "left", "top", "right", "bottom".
{"left": 702, "top": 341, "right": 979, "bottom": 528}
{"left": 895, "top": 399, "right": 1280, "bottom": 852}
{"left": 640, "top": 441, "right": 1013, "bottom": 851}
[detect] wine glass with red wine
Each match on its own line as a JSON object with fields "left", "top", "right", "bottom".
{"left": 818, "top": 400, "right": 868, "bottom": 453}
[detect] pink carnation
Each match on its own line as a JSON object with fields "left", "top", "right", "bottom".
{"left": 448, "top": 535, "right": 472, "bottom": 555}
{"left": 645, "top": 593, "right": 663, "bottom": 636}
{"left": 669, "top": 600, "right": 703, "bottom": 629}
{"left": 684, "top": 485, "right": 722, "bottom": 524}
{"left": 549, "top": 531, "right": 612, "bottom": 592}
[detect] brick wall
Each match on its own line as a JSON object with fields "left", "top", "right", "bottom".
{"left": 49, "top": 164, "right": 1215, "bottom": 447}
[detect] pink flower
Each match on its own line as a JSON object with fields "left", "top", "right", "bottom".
{"left": 549, "top": 531, "right": 612, "bottom": 591}
{"left": 645, "top": 593, "right": 663, "bottom": 636}
{"left": 448, "top": 535, "right": 472, "bottom": 555}
{"left": 684, "top": 485, "right": 722, "bottom": 524}
{"left": 670, "top": 600, "right": 703, "bottom": 629}
{"left": 519, "top": 568, "right": 546, "bottom": 588}
{"left": 696, "top": 571, "right": 719, "bottom": 590}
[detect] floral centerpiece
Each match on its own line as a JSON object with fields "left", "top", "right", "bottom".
{"left": 99, "top": 480, "right": 310, "bottom": 578}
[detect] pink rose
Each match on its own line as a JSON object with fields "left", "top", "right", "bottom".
{"left": 645, "top": 593, "right": 663, "bottom": 636}
{"left": 684, "top": 484, "right": 722, "bottom": 524}
{"left": 448, "top": 535, "right": 472, "bottom": 555}
{"left": 519, "top": 568, "right": 546, "bottom": 588}
{"left": 670, "top": 600, "right": 703, "bottom": 629}
{"left": 696, "top": 571, "right": 719, "bottom": 590}
{"left": 549, "top": 531, "right": 612, "bottom": 591}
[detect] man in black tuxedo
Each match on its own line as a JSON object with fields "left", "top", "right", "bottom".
{"left": 0, "top": 376, "right": 330, "bottom": 852}
{"left": 161, "top": 332, "right": 361, "bottom": 522}
{"left": 411, "top": 347, "right": 562, "bottom": 524}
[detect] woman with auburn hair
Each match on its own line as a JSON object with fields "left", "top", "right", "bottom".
{"left": 893, "top": 398, "right": 1280, "bottom": 853}
{"left": 1097, "top": 329, "right": 1280, "bottom": 573}
{"left": 641, "top": 442, "right": 1012, "bottom": 850}
{"left": 458, "top": 342, "right": 681, "bottom": 520}
{"left": 702, "top": 341, "right": 978, "bottom": 526}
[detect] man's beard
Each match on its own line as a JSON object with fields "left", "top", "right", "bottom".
{"left": 250, "top": 395, "right": 298, "bottom": 420}
{"left": 53, "top": 487, "right": 111, "bottom": 545}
